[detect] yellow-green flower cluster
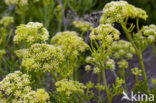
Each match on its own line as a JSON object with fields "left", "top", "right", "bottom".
{"left": 18, "top": 43, "right": 64, "bottom": 72}
{"left": 12, "top": 88, "right": 50, "bottom": 103}
{"left": 35, "top": 89, "right": 50, "bottom": 103}
{"left": 115, "top": 77, "right": 125, "bottom": 88}
{"left": 85, "top": 56, "right": 95, "bottom": 63}
{"left": 0, "top": 49, "right": 6, "bottom": 61}
{"left": 12, "top": 88, "right": 38, "bottom": 103}
{"left": 5, "top": 0, "right": 28, "bottom": 5}
{"left": 51, "top": 31, "right": 89, "bottom": 57}
{"left": 85, "top": 65, "right": 92, "bottom": 72}
{"left": 112, "top": 40, "right": 136, "bottom": 59}
{"left": 100, "top": 1, "right": 148, "bottom": 24}
{"left": 55, "top": 79, "right": 86, "bottom": 96}
{"left": 117, "top": 59, "right": 128, "bottom": 69}
{"left": 73, "top": 20, "right": 93, "bottom": 32}
{"left": 105, "top": 59, "right": 115, "bottom": 70}
{"left": 141, "top": 24, "right": 156, "bottom": 36}
{"left": 15, "top": 49, "right": 28, "bottom": 58}
{"left": 14, "top": 22, "right": 49, "bottom": 45}
{"left": 93, "top": 67, "right": 100, "bottom": 74}
{"left": 139, "top": 24, "right": 156, "bottom": 43}
{"left": 0, "top": 16, "right": 14, "bottom": 27}
{"left": 0, "top": 71, "right": 30, "bottom": 95}
{"left": 95, "top": 83, "right": 105, "bottom": 91}
{"left": 86, "top": 81, "right": 94, "bottom": 89}
{"left": 0, "top": 71, "right": 50, "bottom": 103}
{"left": 0, "top": 98, "right": 6, "bottom": 103}
{"left": 89, "top": 24, "right": 120, "bottom": 43}
{"left": 131, "top": 67, "right": 142, "bottom": 76}
{"left": 112, "top": 40, "right": 135, "bottom": 69}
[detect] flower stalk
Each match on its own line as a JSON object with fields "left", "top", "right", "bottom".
{"left": 121, "top": 24, "right": 149, "bottom": 90}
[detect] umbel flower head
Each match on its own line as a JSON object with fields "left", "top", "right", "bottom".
{"left": 73, "top": 20, "right": 93, "bottom": 32}
{"left": 5, "top": 0, "right": 28, "bottom": 5}
{"left": 0, "top": 71, "right": 50, "bottom": 103}
{"left": 35, "top": 89, "right": 50, "bottom": 103}
{"left": 13, "top": 22, "right": 49, "bottom": 46}
{"left": 17, "top": 43, "right": 64, "bottom": 72}
{"left": 105, "top": 59, "right": 115, "bottom": 70}
{"left": 93, "top": 67, "right": 100, "bottom": 74}
{"left": 112, "top": 40, "right": 136, "bottom": 59}
{"left": 139, "top": 24, "right": 156, "bottom": 43}
{"left": 51, "top": 31, "right": 89, "bottom": 57}
{"left": 131, "top": 67, "right": 142, "bottom": 76}
{"left": 12, "top": 88, "right": 38, "bottom": 103}
{"left": 0, "top": 71, "right": 31, "bottom": 95}
{"left": 55, "top": 79, "right": 86, "bottom": 96}
{"left": 117, "top": 59, "right": 129, "bottom": 69}
{"left": 100, "top": 1, "right": 148, "bottom": 24}
{"left": 0, "top": 16, "right": 14, "bottom": 27}
{"left": 89, "top": 24, "right": 120, "bottom": 43}
{"left": 12, "top": 88, "right": 50, "bottom": 103}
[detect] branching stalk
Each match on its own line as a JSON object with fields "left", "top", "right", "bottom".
{"left": 101, "top": 66, "right": 112, "bottom": 103}
{"left": 121, "top": 24, "right": 149, "bottom": 90}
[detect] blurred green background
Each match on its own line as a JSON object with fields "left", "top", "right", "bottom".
{"left": 0, "top": 0, "right": 155, "bottom": 36}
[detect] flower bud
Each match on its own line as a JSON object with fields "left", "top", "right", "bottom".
{"left": 148, "top": 35, "right": 155, "bottom": 43}
{"left": 130, "top": 47, "right": 136, "bottom": 54}
{"left": 85, "top": 65, "right": 92, "bottom": 72}
{"left": 93, "top": 67, "right": 100, "bottom": 74}
{"left": 131, "top": 67, "right": 142, "bottom": 76}
{"left": 125, "top": 53, "right": 133, "bottom": 59}
{"left": 117, "top": 59, "right": 128, "bottom": 69}
{"left": 105, "top": 59, "right": 115, "bottom": 70}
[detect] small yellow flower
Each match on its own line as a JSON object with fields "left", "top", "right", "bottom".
{"left": 35, "top": 89, "right": 50, "bottom": 103}
{"left": 131, "top": 67, "right": 142, "bottom": 76}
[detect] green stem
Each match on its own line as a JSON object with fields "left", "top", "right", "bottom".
{"left": 101, "top": 67, "right": 112, "bottom": 103}
{"left": 74, "top": 67, "right": 78, "bottom": 80}
{"left": 0, "top": 61, "right": 4, "bottom": 78}
{"left": 152, "top": 43, "right": 156, "bottom": 57}
{"left": 19, "top": 5, "right": 25, "bottom": 24}
{"left": 6, "top": 93, "right": 13, "bottom": 102}
{"left": 136, "top": 76, "right": 138, "bottom": 83}
{"left": 81, "top": 31, "right": 85, "bottom": 38}
{"left": 98, "top": 72, "right": 101, "bottom": 101}
{"left": 121, "top": 25, "right": 138, "bottom": 52}
{"left": 37, "top": 72, "right": 42, "bottom": 87}
{"left": 121, "top": 24, "right": 149, "bottom": 90}
{"left": 51, "top": 71, "right": 58, "bottom": 81}
{"left": 136, "top": 18, "right": 139, "bottom": 32}
{"left": 138, "top": 53, "right": 148, "bottom": 89}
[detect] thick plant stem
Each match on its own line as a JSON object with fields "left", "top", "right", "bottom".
{"left": 152, "top": 43, "right": 156, "bottom": 57}
{"left": 136, "top": 18, "right": 140, "bottom": 32}
{"left": 138, "top": 53, "right": 148, "bottom": 88}
{"left": 81, "top": 31, "right": 85, "bottom": 38}
{"left": 19, "top": 5, "right": 25, "bottom": 24}
{"left": 102, "top": 67, "right": 112, "bottom": 103}
{"left": 98, "top": 72, "right": 101, "bottom": 101}
{"left": 122, "top": 24, "right": 149, "bottom": 90}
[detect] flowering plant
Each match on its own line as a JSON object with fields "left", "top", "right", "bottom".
{"left": 0, "top": 0, "right": 155, "bottom": 103}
